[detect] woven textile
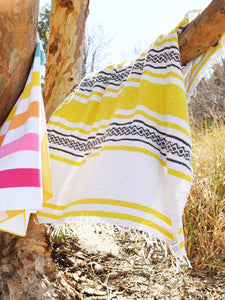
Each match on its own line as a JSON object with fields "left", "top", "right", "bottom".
{"left": 0, "top": 37, "right": 52, "bottom": 236}
{"left": 37, "top": 16, "right": 224, "bottom": 262}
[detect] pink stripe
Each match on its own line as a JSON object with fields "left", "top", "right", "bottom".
{"left": 0, "top": 168, "right": 41, "bottom": 188}
{"left": 0, "top": 133, "right": 39, "bottom": 159}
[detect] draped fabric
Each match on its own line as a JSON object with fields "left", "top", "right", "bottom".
{"left": 37, "top": 15, "right": 225, "bottom": 262}
{"left": 0, "top": 36, "right": 52, "bottom": 236}
{"left": 37, "top": 18, "right": 192, "bottom": 262}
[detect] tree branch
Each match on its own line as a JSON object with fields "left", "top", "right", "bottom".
{"left": 179, "top": 0, "right": 225, "bottom": 65}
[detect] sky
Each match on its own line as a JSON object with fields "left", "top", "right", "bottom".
{"left": 40, "top": 0, "right": 212, "bottom": 64}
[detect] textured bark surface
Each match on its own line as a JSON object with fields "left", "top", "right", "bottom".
{"left": 0, "top": 215, "right": 53, "bottom": 300}
{"left": 179, "top": 0, "right": 225, "bottom": 65}
{"left": 0, "top": 215, "right": 81, "bottom": 299}
{"left": 0, "top": 1, "right": 89, "bottom": 298}
{"left": 43, "top": 0, "right": 90, "bottom": 121}
{"left": 0, "top": 0, "right": 39, "bottom": 126}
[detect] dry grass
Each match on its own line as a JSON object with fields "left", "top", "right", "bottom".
{"left": 183, "top": 118, "right": 225, "bottom": 274}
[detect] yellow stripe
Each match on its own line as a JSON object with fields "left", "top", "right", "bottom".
{"left": 43, "top": 198, "right": 172, "bottom": 226}
{"left": 189, "top": 49, "right": 209, "bottom": 80}
{"left": 187, "top": 43, "right": 223, "bottom": 93}
{"left": 168, "top": 168, "right": 192, "bottom": 182}
{"left": 4, "top": 106, "right": 17, "bottom": 123}
{"left": 127, "top": 77, "right": 141, "bottom": 83}
{"left": 179, "top": 240, "right": 185, "bottom": 250}
{"left": 37, "top": 210, "right": 174, "bottom": 240}
{"left": 53, "top": 82, "right": 188, "bottom": 126}
{"left": 50, "top": 154, "right": 83, "bottom": 166}
{"left": 178, "top": 227, "right": 183, "bottom": 235}
{"left": 114, "top": 110, "right": 190, "bottom": 137}
{"left": 50, "top": 145, "right": 191, "bottom": 182}
{"left": 48, "top": 121, "right": 110, "bottom": 135}
{"left": 21, "top": 71, "right": 40, "bottom": 100}
{"left": 41, "top": 132, "right": 53, "bottom": 202}
{"left": 50, "top": 108, "right": 190, "bottom": 138}
{"left": 75, "top": 71, "right": 183, "bottom": 102}
{"left": 154, "top": 37, "right": 178, "bottom": 47}
{"left": 0, "top": 211, "right": 21, "bottom": 222}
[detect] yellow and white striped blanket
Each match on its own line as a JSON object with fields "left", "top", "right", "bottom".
{"left": 37, "top": 15, "right": 224, "bottom": 262}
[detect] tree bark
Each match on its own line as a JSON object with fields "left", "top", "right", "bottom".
{"left": 43, "top": 0, "right": 90, "bottom": 121}
{"left": 0, "top": 0, "right": 89, "bottom": 299}
{"left": 179, "top": 0, "right": 225, "bottom": 65}
{"left": 0, "top": 0, "right": 39, "bottom": 126}
{"left": 0, "top": 214, "right": 81, "bottom": 299}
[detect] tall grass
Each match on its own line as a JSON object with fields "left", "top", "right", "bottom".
{"left": 183, "top": 119, "right": 225, "bottom": 273}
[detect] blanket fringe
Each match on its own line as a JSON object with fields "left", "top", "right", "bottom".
{"left": 48, "top": 220, "right": 191, "bottom": 270}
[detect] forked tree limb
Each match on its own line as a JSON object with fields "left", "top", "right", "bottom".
{"left": 179, "top": 0, "right": 225, "bottom": 65}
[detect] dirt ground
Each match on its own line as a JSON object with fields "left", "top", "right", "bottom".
{"left": 50, "top": 226, "right": 225, "bottom": 300}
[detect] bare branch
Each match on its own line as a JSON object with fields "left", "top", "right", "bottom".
{"left": 179, "top": 0, "right": 225, "bottom": 65}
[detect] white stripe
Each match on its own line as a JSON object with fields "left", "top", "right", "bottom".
{"left": 13, "top": 87, "right": 40, "bottom": 115}
{"left": 25, "top": 63, "right": 41, "bottom": 84}
{"left": 114, "top": 105, "right": 190, "bottom": 133}
{"left": 0, "top": 187, "right": 43, "bottom": 211}
{"left": 72, "top": 93, "right": 102, "bottom": 104}
{"left": 144, "top": 65, "right": 182, "bottom": 75}
{"left": 142, "top": 74, "right": 184, "bottom": 90}
{"left": 0, "top": 151, "right": 40, "bottom": 171}
{"left": 0, "top": 212, "right": 26, "bottom": 236}
{"left": 2, "top": 117, "right": 39, "bottom": 145}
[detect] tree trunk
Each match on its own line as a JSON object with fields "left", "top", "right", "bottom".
{"left": 0, "top": 215, "right": 81, "bottom": 299}
{"left": 0, "top": 215, "right": 55, "bottom": 300}
{"left": 43, "top": 0, "right": 90, "bottom": 121}
{"left": 0, "top": 0, "right": 89, "bottom": 299}
{"left": 0, "top": 0, "right": 39, "bottom": 126}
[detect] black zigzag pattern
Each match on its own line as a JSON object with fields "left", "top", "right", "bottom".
{"left": 48, "top": 134, "right": 104, "bottom": 152}
{"left": 79, "top": 47, "right": 180, "bottom": 91}
{"left": 80, "top": 68, "right": 131, "bottom": 90}
{"left": 146, "top": 50, "right": 180, "bottom": 64}
{"left": 48, "top": 122, "right": 190, "bottom": 163}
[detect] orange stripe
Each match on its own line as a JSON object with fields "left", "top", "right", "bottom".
{"left": 0, "top": 134, "right": 5, "bottom": 147}
{"left": 9, "top": 101, "right": 39, "bottom": 130}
